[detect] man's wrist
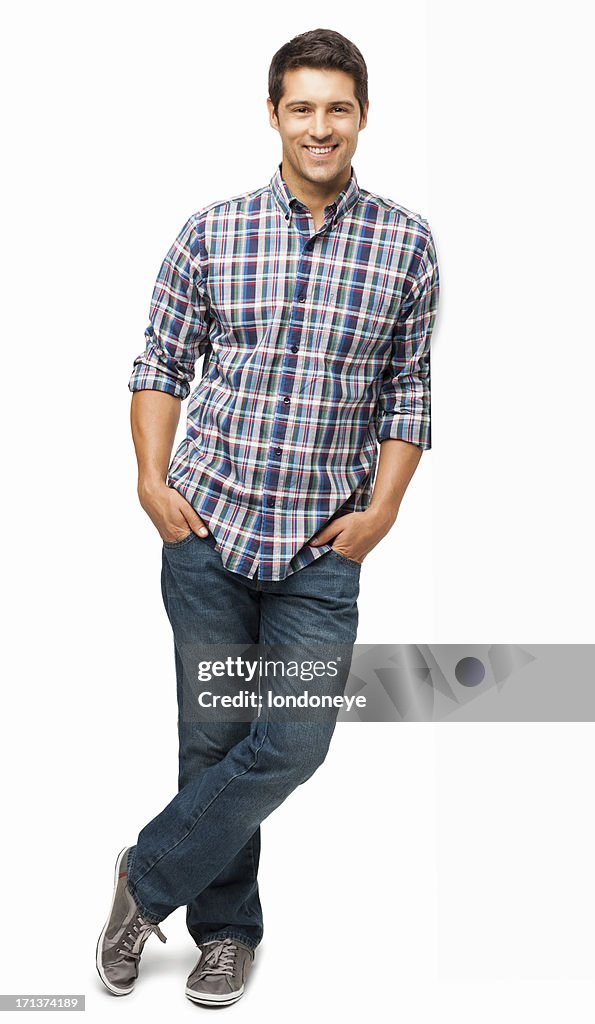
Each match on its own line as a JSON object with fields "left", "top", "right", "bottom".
{"left": 364, "top": 503, "right": 398, "bottom": 533}
{"left": 137, "top": 474, "right": 168, "bottom": 500}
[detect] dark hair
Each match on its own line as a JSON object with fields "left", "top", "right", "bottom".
{"left": 268, "top": 28, "right": 368, "bottom": 122}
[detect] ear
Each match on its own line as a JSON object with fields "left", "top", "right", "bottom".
{"left": 359, "top": 101, "right": 369, "bottom": 131}
{"left": 267, "top": 97, "right": 280, "bottom": 133}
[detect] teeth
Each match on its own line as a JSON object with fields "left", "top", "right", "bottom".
{"left": 307, "top": 146, "right": 335, "bottom": 154}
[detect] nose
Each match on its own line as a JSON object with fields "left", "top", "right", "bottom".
{"left": 308, "top": 110, "right": 332, "bottom": 141}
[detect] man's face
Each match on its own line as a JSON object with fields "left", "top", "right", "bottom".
{"left": 267, "top": 67, "right": 368, "bottom": 190}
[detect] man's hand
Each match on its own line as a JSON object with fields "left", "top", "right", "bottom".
{"left": 309, "top": 508, "right": 395, "bottom": 564}
{"left": 138, "top": 480, "right": 209, "bottom": 544}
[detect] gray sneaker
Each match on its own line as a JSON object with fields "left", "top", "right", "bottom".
{"left": 96, "top": 846, "right": 167, "bottom": 996}
{"left": 185, "top": 938, "right": 254, "bottom": 1006}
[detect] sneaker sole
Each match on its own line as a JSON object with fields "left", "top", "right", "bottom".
{"left": 185, "top": 984, "right": 245, "bottom": 1006}
{"left": 95, "top": 846, "right": 135, "bottom": 996}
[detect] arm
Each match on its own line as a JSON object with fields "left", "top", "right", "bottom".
{"left": 374, "top": 227, "right": 439, "bottom": 450}
{"left": 367, "top": 436, "right": 423, "bottom": 528}
{"left": 132, "top": 390, "right": 209, "bottom": 542}
{"left": 128, "top": 215, "right": 211, "bottom": 542}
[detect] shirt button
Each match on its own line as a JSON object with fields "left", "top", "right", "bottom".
{"left": 268, "top": 497, "right": 276, "bottom": 507}
{"left": 297, "top": 292, "right": 306, "bottom": 302}
{"left": 283, "top": 396, "right": 290, "bottom": 405}
{"left": 290, "top": 345, "right": 299, "bottom": 353}
{"left": 275, "top": 447, "right": 282, "bottom": 456}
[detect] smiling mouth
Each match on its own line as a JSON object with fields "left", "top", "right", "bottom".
{"left": 304, "top": 145, "right": 339, "bottom": 157}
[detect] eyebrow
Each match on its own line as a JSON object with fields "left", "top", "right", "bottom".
{"left": 285, "top": 99, "right": 356, "bottom": 108}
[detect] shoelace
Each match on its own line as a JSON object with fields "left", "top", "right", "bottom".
{"left": 116, "top": 911, "right": 167, "bottom": 961}
{"left": 198, "top": 940, "right": 238, "bottom": 978}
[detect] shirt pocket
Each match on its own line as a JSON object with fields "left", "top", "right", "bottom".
{"left": 314, "top": 285, "right": 394, "bottom": 400}
{"left": 324, "top": 282, "right": 392, "bottom": 341}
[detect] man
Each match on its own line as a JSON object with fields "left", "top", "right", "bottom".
{"left": 96, "top": 27, "right": 439, "bottom": 1007}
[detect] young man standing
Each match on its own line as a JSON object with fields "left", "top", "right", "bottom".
{"left": 97, "top": 27, "right": 439, "bottom": 1007}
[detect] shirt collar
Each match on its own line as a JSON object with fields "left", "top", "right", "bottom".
{"left": 270, "top": 163, "right": 360, "bottom": 227}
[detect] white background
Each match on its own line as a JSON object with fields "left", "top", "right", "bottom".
{"left": 1, "top": 0, "right": 594, "bottom": 1021}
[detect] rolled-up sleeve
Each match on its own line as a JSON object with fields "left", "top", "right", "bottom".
{"left": 374, "top": 226, "right": 440, "bottom": 450}
{"left": 128, "top": 214, "right": 210, "bottom": 399}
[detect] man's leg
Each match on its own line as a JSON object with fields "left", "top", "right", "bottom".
{"left": 159, "top": 535, "right": 264, "bottom": 950}
{"left": 179, "top": 548, "right": 361, "bottom": 1007}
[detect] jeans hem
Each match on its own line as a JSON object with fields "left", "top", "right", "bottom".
{"left": 126, "top": 846, "right": 164, "bottom": 925}
{"left": 189, "top": 929, "right": 260, "bottom": 952}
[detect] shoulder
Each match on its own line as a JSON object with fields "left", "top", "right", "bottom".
{"left": 357, "top": 187, "right": 438, "bottom": 280}
{"left": 188, "top": 182, "right": 272, "bottom": 228}
{"left": 171, "top": 183, "right": 270, "bottom": 262}
{"left": 358, "top": 186, "right": 432, "bottom": 244}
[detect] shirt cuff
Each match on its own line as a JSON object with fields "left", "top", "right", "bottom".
{"left": 128, "top": 365, "right": 190, "bottom": 400}
{"left": 375, "top": 414, "right": 431, "bottom": 450}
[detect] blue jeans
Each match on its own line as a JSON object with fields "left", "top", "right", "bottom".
{"left": 126, "top": 533, "right": 361, "bottom": 951}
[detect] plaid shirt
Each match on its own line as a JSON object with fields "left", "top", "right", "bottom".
{"left": 129, "top": 165, "right": 440, "bottom": 581}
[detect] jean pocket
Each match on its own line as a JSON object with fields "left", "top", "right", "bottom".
{"left": 162, "top": 531, "right": 196, "bottom": 550}
{"left": 328, "top": 547, "right": 362, "bottom": 570}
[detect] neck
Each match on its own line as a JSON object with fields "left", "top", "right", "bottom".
{"left": 280, "top": 161, "right": 351, "bottom": 216}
